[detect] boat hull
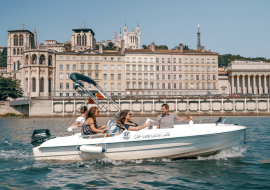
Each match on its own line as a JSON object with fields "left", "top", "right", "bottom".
{"left": 33, "top": 124, "right": 246, "bottom": 161}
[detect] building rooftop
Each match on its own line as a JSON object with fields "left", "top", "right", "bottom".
{"left": 72, "top": 28, "right": 95, "bottom": 35}
{"left": 7, "top": 30, "right": 34, "bottom": 35}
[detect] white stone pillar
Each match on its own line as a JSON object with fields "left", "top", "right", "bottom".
{"left": 44, "top": 55, "right": 49, "bottom": 97}
{"left": 264, "top": 75, "right": 268, "bottom": 93}
{"left": 242, "top": 75, "right": 245, "bottom": 93}
{"left": 248, "top": 75, "right": 251, "bottom": 93}
{"left": 253, "top": 76, "right": 256, "bottom": 94}
{"left": 231, "top": 75, "right": 235, "bottom": 94}
{"left": 237, "top": 75, "right": 240, "bottom": 93}
{"left": 36, "top": 67, "right": 40, "bottom": 97}
{"left": 259, "top": 75, "right": 262, "bottom": 94}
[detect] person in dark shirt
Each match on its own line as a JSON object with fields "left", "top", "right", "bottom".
{"left": 117, "top": 110, "right": 151, "bottom": 131}
{"left": 82, "top": 106, "right": 106, "bottom": 135}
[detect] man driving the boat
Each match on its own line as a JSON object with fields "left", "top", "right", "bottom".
{"left": 156, "top": 104, "right": 193, "bottom": 129}
{"left": 70, "top": 106, "right": 88, "bottom": 127}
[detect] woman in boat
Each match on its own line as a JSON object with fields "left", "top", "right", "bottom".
{"left": 82, "top": 106, "right": 106, "bottom": 135}
{"left": 117, "top": 110, "right": 151, "bottom": 131}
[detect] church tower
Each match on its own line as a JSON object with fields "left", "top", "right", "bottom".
{"left": 123, "top": 20, "right": 128, "bottom": 48}
{"left": 113, "top": 29, "right": 117, "bottom": 44}
{"left": 197, "top": 23, "right": 201, "bottom": 49}
{"left": 118, "top": 28, "right": 122, "bottom": 41}
{"left": 136, "top": 21, "right": 141, "bottom": 49}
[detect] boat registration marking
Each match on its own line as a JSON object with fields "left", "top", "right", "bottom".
{"left": 133, "top": 132, "right": 170, "bottom": 140}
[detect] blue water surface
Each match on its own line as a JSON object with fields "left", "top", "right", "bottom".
{"left": 0, "top": 116, "right": 269, "bottom": 190}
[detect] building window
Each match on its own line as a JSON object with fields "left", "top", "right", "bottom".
{"left": 66, "top": 64, "right": 70, "bottom": 70}
{"left": 167, "top": 58, "right": 170, "bottom": 63}
{"left": 103, "top": 83, "right": 107, "bottom": 90}
{"left": 19, "top": 35, "right": 23, "bottom": 46}
{"left": 126, "top": 73, "right": 130, "bottom": 80}
{"left": 103, "top": 74, "right": 107, "bottom": 80}
{"left": 173, "top": 66, "right": 176, "bottom": 71}
{"left": 202, "top": 75, "right": 205, "bottom": 80}
{"left": 201, "top": 66, "right": 205, "bottom": 71}
{"left": 191, "top": 75, "right": 194, "bottom": 80}
{"left": 144, "top": 73, "right": 148, "bottom": 80}
{"left": 88, "top": 73, "right": 91, "bottom": 78}
{"left": 80, "top": 64, "right": 84, "bottom": 70}
{"left": 60, "top": 93, "right": 63, "bottom": 96}
{"left": 162, "top": 83, "right": 165, "bottom": 89}
{"left": 150, "top": 65, "right": 154, "bottom": 71}
{"left": 73, "top": 93, "right": 76, "bottom": 96}
{"left": 88, "top": 83, "right": 91, "bottom": 89}
{"left": 60, "top": 56, "right": 63, "bottom": 60}
{"left": 207, "top": 66, "right": 210, "bottom": 72}
{"left": 179, "top": 58, "right": 182, "bottom": 63}
{"left": 95, "top": 73, "right": 99, "bottom": 79}
{"left": 73, "top": 64, "right": 76, "bottom": 70}
{"left": 118, "top": 74, "right": 121, "bottom": 80}
{"left": 132, "top": 57, "right": 136, "bottom": 62}
{"left": 59, "top": 83, "right": 63, "bottom": 90}
{"left": 173, "top": 58, "right": 176, "bottom": 63}
{"left": 156, "top": 58, "right": 159, "bottom": 63}
{"left": 162, "top": 58, "right": 165, "bottom": 63}
{"left": 156, "top": 66, "right": 159, "bottom": 71}
{"left": 66, "top": 73, "right": 70, "bottom": 79}
{"left": 150, "top": 58, "right": 153, "bottom": 63}
{"left": 185, "top": 66, "right": 188, "bottom": 71}
{"left": 185, "top": 83, "right": 188, "bottom": 89}
{"left": 201, "top": 59, "right": 205, "bottom": 63}
{"left": 66, "top": 83, "right": 70, "bottom": 89}
{"left": 212, "top": 59, "right": 216, "bottom": 63}
{"left": 126, "top": 65, "right": 130, "bottom": 71}
{"left": 77, "top": 34, "right": 81, "bottom": 46}
{"left": 190, "top": 66, "right": 194, "bottom": 71}
{"left": 132, "top": 65, "right": 136, "bottom": 71}
{"left": 104, "top": 57, "right": 108, "bottom": 61}
{"left": 59, "top": 73, "right": 63, "bottom": 80}
{"left": 126, "top": 57, "right": 130, "bottom": 62}
{"left": 179, "top": 83, "right": 182, "bottom": 89}
{"left": 150, "top": 73, "right": 154, "bottom": 80}
{"left": 118, "top": 65, "right": 121, "bottom": 71}
{"left": 48, "top": 79, "right": 51, "bottom": 92}
{"left": 66, "top": 56, "right": 70, "bottom": 60}
{"left": 138, "top": 57, "right": 141, "bottom": 63}
{"left": 111, "top": 74, "right": 114, "bottom": 80}
{"left": 168, "top": 83, "right": 171, "bottom": 89}
{"left": 144, "top": 65, "right": 148, "bottom": 71}
{"left": 185, "top": 58, "right": 188, "bottom": 63}
{"left": 191, "top": 83, "right": 194, "bottom": 89}
{"left": 138, "top": 73, "right": 142, "bottom": 80}
{"left": 138, "top": 65, "right": 142, "bottom": 71}
{"left": 40, "top": 78, "right": 44, "bottom": 92}
{"left": 118, "top": 57, "right": 121, "bottom": 61}
{"left": 190, "top": 58, "right": 193, "bottom": 63}
{"left": 156, "top": 83, "right": 159, "bottom": 89}
{"left": 179, "top": 66, "right": 182, "bottom": 71}
{"left": 207, "top": 59, "right": 210, "bottom": 63}
{"left": 95, "top": 65, "right": 99, "bottom": 70}
{"left": 162, "top": 66, "right": 165, "bottom": 71}
{"left": 88, "top": 57, "right": 92, "bottom": 61}
{"left": 111, "top": 57, "right": 114, "bottom": 61}
{"left": 212, "top": 66, "right": 216, "bottom": 72}
{"left": 126, "top": 82, "right": 130, "bottom": 89}
{"left": 144, "top": 58, "right": 147, "bottom": 63}
{"left": 138, "top": 82, "right": 142, "bottom": 89}
{"left": 168, "top": 66, "right": 171, "bottom": 71}
{"left": 118, "top": 83, "right": 121, "bottom": 90}
{"left": 196, "top": 83, "right": 200, "bottom": 89}
{"left": 196, "top": 58, "right": 199, "bottom": 63}
{"left": 185, "top": 74, "right": 188, "bottom": 80}
{"left": 213, "top": 75, "right": 216, "bottom": 80}
{"left": 73, "top": 57, "right": 76, "bottom": 60}
{"left": 144, "top": 82, "right": 148, "bottom": 89}
{"left": 66, "top": 93, "right": 69, "bottom": 97}
{"left": 168, "top": 74, "right": 171, "bottom": 80}
{"left": 111, "top": 65, "right": 114, "bottom": 71}
{"left": 162, "top": 74, "right": 165, "bottom": 80}
{"left": 14, "top": 35, "right": 18, "bottom": 46}
{"left": 132, "top": 82, "right": 136, "bottom": 89}
{"left": 95, "top": 57, "right": 99, "bottom": 61}
{"left": 88, "top": 64, "right": 92, "bottom": 70}
{"left": 17, "top": 61, "right": 20, "bottom": 70}
{"left": 179, "top": 75, "right": 182, "bottom": 80}
{"left": 17, "top": 48, "right": 20, "bottom": 55}
{"left": 13, "top": 48, "right": 16, "bottom": 55}
{"left": 208, "top": 83, "right": 211, "bottom": 89}
{"left": 196, "top": 75, "right": 199, "bottom": 80}
{"left": 213, "top": 83, "right": 216, "bottom": 89}
{"left": 133, "top": 73, "right": 136, "bottom": 80}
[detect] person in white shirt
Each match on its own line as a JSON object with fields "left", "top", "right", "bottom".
{"left": 71, "top": 106, "right": 88, "bottom": 127}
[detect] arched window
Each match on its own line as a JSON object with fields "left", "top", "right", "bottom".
{"left": 25, "top": 55, "right": 28, "bottom": 65}
{"left": 13, "top": 48, "right": 16, "bottom": 55}
{"left": 21, "top": 48, "right": 23, "bottom": 54}
{"left": 39, "top": 55, "right": 45, "bottom": 64}
{"left": 82, "top": 34, "right": 87, "bottom": 46}
{"left": 19, "top": 35, "right": 24, "bottom": 46}
{"left": 13, "top": 63, "right": 16, "bottom": 70}
{"left": 77, "top": 34, "right": 81, "bottom": 46}
{"left": 26, "top": 78, "right": 28, "bottom": 93}
{"left": 17, "top": 48, "right": 20, "bottom": 55}
{"left": 40, "top": 78, "right": 44, "bottom": 92}
{"left": 32, "top": 55, "right": 37, "bottom": 64}
{"left": 48, "top": 55, "right": 52, "bottom": 66}
{"left": 48, "top": 78, "right": 51, "bottom": 93}
{"left": 32, "top": 78, "right": 36, "bottom": 92}
{"left": 14, "top": 35, "right": 18, "bottom": 46}
{"left": 17, "top": 61, "right": 20, "bottom": 70}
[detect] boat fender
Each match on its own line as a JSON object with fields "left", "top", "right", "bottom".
{"left": 77, "top": 145, "right": 105, "bottom": 153}
{"left": 67, "top": 126, "right": 81, "bottom": 132}
{"left": 189, "top": 120, "right": 193, "bottom": 128}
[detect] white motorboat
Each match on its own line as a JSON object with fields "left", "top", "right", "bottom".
{"left": 31, "top": 73, "right": 247, "bottom": 161}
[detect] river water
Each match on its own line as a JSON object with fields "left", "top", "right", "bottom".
{"left": 0, "top": 116, "right": 269, "bottom": 189}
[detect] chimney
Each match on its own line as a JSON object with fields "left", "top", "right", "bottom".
{"left": 179, "top": 43, "right": 183, "bottom": 52}
{"left": 201, "top": 46, "right": 205, "bottom": 52}
{"left": 175, "top": 46, "right": 179, "bottom": 50}
{"left": 209, "top": 49, "right": 211, "bottom": 52}
{"left": 148, "top": 45, "right": 151, "bottom": 50}
{"left": 99, "top": 44, "right": 103, "bottom": 54}
{"left": 121, "top": 39, "right": 125, "bottom": 54}
{"left": 151, "top": 42, "right": 155, "bottom": 52}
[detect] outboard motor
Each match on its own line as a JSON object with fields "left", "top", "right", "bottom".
{"left": 31, "top": 129, "right": 54, "bottom": 147}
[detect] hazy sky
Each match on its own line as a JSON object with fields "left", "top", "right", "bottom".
{"left": 0, "top": 0, "right": 269, "bottom": 58}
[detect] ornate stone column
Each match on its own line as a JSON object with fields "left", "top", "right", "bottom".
{"left": 44, "top": 55, "right": 49, "bottom": 96}
{"left": 253, "top": 75, "right": 256, "bottom": 94}
{"left": 36, "top": 67, "right": 40, "bottom": 97}
{"left": 248, "top": 75, "right": 251, "bottom": 93}
{"left": 259, "top": 75, "right": 262, "bottom": 94}
{"left": 237, "top": 75, "right": 240, "bottom": 93}
{"left": 242, "top": 75, "right": 245, "bottom": 93}
{"left": 231, "top": 75, "right": 234, "bottom": 94}
{"left": 264, "top": 75, "right": 268, "bottom": 93}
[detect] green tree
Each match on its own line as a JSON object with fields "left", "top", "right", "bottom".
{"left": 104, "top": 42, "right": 116, "bottom": 50}
{"left": 0, "top": 47, "right": 7, "bottom": 67}
{"left": 0, "top": 77, "right": 23, "bottom": 101}
{"left": 183, "top": 45, "right": 190, "bottom": 50}
{"left": 142, "top": 45, "right": 148, "bottom": 49}
{"left": 65, "top": 43, "right": 71, "bottom": 49}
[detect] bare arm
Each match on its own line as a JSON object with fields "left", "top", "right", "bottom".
{"left": 85, "top": 118, "right": 104, "bottom": 133}
{"left": 128, "top": 122, "right": 151, "bottom": 131}
{"left": 156, "top": 124, "right": 160, "bottom": 129}
{"left": 177, "top": 116, "right": 194, "bottom": 122}
{"left": 70, "top": 121, "right": 82, "bottom": 127}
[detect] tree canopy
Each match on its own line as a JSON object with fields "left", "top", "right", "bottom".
{"left": 0, "top": 47, "right": 7, "bottom": 67}
{"left": 218, "top": 54, "right": 270, "bottom": 67}
{"left": 0, "top": 77, "right": 24, "bottom": 101}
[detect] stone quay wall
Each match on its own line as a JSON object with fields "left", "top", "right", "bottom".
{"left": 2, "top": 96, "right": 270, "bottom": 117}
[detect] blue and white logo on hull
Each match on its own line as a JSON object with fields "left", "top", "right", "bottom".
{"left": 122, "top": 131, "right": 130, "bottom": 140}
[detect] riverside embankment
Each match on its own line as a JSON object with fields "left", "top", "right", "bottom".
{"left": 2, "top": 96, "right": 270, "bottom": 117}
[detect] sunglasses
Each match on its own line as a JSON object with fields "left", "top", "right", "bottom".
{"left": 128, "top": 113, "right": 132, "bottom": 116}
{"left": 97, "top": 111, "right": 100, "bottom": 113}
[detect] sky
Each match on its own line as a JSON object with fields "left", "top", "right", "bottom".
{"left": 0, "top": 0, "right": 269, "bottom": 58}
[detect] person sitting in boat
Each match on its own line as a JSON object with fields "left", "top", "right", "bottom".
{"left": 82, "top": 107, "right": 106, "bottom": 135}
{"left": 71, "top": 106, "right": 88, "bottom": 127}
{"left": 155, "top": 104, "right": 193, "bottom": 129}
{"left": 117, "top": 110, "right": 151, "bottom": 131}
